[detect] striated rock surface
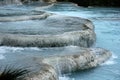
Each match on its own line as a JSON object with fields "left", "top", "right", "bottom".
{"left": 0, "top": 2, "right": 112, "bottom": 79}
{"left": 25, "top": 63, "right": 58, "bottom": 80}
{"left": 42, "top": 48, "right": 111, "bottom": 74}
{"left": 0, "top": 12, "right": 51, "bottom": 22}
{"left": 0, "top": 47, "right": 111, "bottom": 80}
{"left": 0, "top": 14, "right": 95, "bottom": 47}
{"left": 20, "top": 48, "right": 111, "bottom": 80}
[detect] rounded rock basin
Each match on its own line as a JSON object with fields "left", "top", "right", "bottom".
{"left": 0, "top": 13, "right": 93, "bottom": 35}
{"left": 0, "top": 6, "right": 95, "bottom": 47}
{"left": 0, "top": 46, "right": 111, "bottom": 80}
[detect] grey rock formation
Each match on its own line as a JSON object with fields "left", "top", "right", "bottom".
{"left": 0, "top": 1, "right": 112, "bottom": 80}
{"left": 42, "top": 48, "right": 111, "bottom": 74}
{"left": 0, "top": 47, "right": 110, "bottom": 80}
{"left": 25, "top": 63, "right": 58, "bottom": 80}
{"left": 0, "top": 14, "right": 95, "bottom": 47}
{"left": 23, "top": 48, "right": 111, "bottom": 80}
{"left": 0, "top": 12, "right": 51, "bottom": 22}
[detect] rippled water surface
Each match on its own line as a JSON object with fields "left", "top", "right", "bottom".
{"left": 0, "top": 2, "right": 120, "bottom": 80}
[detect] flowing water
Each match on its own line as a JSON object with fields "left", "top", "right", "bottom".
{"left": 0, "top": 1, "right": 120, "bottom": 80}
{"left": 44, "top": 3, "right": 120, "bottom": 80}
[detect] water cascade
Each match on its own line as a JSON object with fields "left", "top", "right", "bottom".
{"left": 0, "top": 2, "right": 115, "bottom": 80}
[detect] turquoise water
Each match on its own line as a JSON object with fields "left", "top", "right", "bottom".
{"left": 44, "top": 3, "right": 120, "bottom": 80}
{"left": 0, "top": 2, "right": 120, "bottom": 80}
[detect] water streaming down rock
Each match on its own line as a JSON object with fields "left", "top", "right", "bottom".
{"left": 42, "top": 48, "right": 112, "bottom": 74}
{"left": 0, "top": 46, "right": 111, "bottom": 80}
{"left": 0, "top": 30, "right": 95, "bottom": 47}
{"left": 0, "top": 14, "right": 96, "bottom": 47}
{"left": 0, "top": 2, "right": 113, "bottom": 80}
{"left": 22, "top": 48, "right": 111, "bottom": 80}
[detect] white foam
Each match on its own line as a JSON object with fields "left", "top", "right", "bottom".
{"left": 26, "top": 47, "right": 41, "bottom": 51}
{"left": 0, "top": 54, "right": 5, "bottom": 60}
{"left": 101, "top": 54, "right": 118, "bottom": 66}
{"left": 63, "top": 45, "right": 81, "bottom": 54}
{"left": 0, "top": 46, "right": 41, "bottom": 53}
{"left": 64, "top": 45, "right": 80, "bottom": 51}
{"left": 65, "top": 45, "right": 80, "bottom": 49}
{"left": 112, "top": 54, "right": 118, "bottom": 59}
{"left": 0, "top": 46, "right": 24, "bottom": 52}
{"left": 59, "top": 76, "right": 75, "bottom": 80}
{"left": 10, "top": 47, "right": 24, "bottom": 52}
{"left": 102, "top": 60, "right": 116, "bottom": 65}
{"left": 0, "top": 47, "right": 7, "bottom": 53}
{"left": 0, "top": 47, "right": 6, "bottom": 60}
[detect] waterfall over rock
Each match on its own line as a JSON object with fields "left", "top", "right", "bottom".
{"left": 0, "top": 13, "right": 96, "bottom": 47}
{"left": 1, "top": 47, "right": 110, "bottom": 80}
{"left": 31, "top": 48, "right": 111, "bottom": 80}
{"left": 0, "top": 2, "right": 113, "bottom": 80}
{"left": 42, "top": 48, "right": 112, "bottom": 74}
{"left": 0, "top": 47, "right": 111, "bottom": 80}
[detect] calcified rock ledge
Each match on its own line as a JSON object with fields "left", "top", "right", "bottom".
{"left": 0, "top": 47, "right": 112, "bottom": 80}
{"left": 24, "top": 48, "right": 111, "bottom": 80}
{"left": 0, "top": 14, "right": 95, "bottom": 47}
{"left": 0, "top": 4, "right": 111, "bottom": 80}
{"left": 0, "top": 12, "right": 51, "bottom": 22}
{"left": 0, "top": 29, "right": 95, "bottom": 47}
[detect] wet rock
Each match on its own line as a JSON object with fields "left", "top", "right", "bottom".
{"left": 0, "top": 12, "right": 51, "bottom": 22}
{"left": 45, "top": 15, "right": 94, "bottom": 30}
{"left": 25, "top": 63, "right": 58, "bottom": 80}
{"left": 0, "top": 14, "right": 95, "bottom": 47}
{"left": 0, "top": 47, "right": 111, "bottom": 80}
{"left": 20, "top": 48, "right": 111, "bottom": 80}
{"left": 0, "top": 30, "right": 95, "bottom": 47}
{"left": 42, "top": 48, "right": 111, "bottom": 74}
